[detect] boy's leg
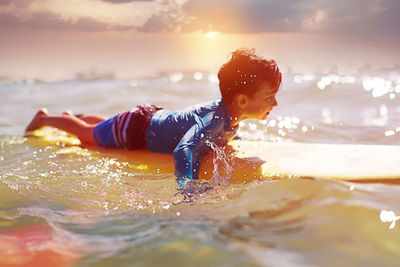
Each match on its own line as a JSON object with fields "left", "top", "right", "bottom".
{"left": 75, "top": 115, "right": 106, "bottom": 125}
{"left": 26, "top": 109, "right": 97, "bottom": 146}
{"left": 62, "top": 110, "right": 107, "bottom": 125}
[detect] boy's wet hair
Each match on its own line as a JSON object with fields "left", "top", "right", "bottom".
{"left": 218, "top": 48, "right": 281, "bottom": 102}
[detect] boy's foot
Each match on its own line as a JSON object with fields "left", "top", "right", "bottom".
{"left": 62, "top": 110, "right": 74, "bottom": 117}
{"left": 25, "top": 108, "right": 48, "bottom": 133}
{"left": 62, "top": 110, "right": 84, "bottom": 119}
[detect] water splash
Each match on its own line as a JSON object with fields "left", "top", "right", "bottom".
{"left": 205, "top": 140, "right": 234, "bottom": 186}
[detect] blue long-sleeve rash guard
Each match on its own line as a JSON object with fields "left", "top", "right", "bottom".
{"left": 146, "top": 99, "right": 238, "bottom": 181}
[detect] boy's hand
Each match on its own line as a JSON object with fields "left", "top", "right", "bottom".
{"left": 234, "top": 156, "right": 264, "bottom": 165}
{"left": 176, "top": 177, "right": 191, "bottom": 188}
{"left": 224, "top": 144, "right": 237, "bottom": 155}
{"left": 233, "top": 156, "right": 265, "bottom": 171}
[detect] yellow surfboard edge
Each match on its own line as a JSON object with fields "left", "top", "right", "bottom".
{"left": 26, "top": 127, "right": 400, "bottom": 184}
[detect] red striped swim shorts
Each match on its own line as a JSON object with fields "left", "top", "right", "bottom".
{"left": 93, "top": 104, "right": 162, "bottom": 150}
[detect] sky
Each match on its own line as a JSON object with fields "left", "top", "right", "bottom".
{"left": 0, "top": 0, "right": 399, "bottom": 80}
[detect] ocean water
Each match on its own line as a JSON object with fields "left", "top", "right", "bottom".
{"left": 1, "top": 70, "right": 400, "bottom": 266}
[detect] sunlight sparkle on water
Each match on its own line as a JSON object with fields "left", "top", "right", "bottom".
{"left": 207, "top": 74, "right": 219, "bottom": 83}
{"left": 395, "top": 84, "right": 400, "bottom": 93}
{"left": 169, "top": 72, "right": 183, "bottom": 83}
{"left": 385, "top": 130, "right": 395, "bottom": 137}
{"left": 237, "top": 116, "right": 310, "bottom": 142}
{"left": 193, "top": 72, "right": 203, "bottom": 81}
{"left": 380, "top": 210, "right": 400, "bottom": 229}
{"left": 317, "top": 74, "right": 356, "bottom": 90}
{"left": 384, "top": 126, "right": 400, "bottom": 137}
{"left": 294, "top": 74, "right": 315, "bottom": 84}
{"left": 129, "top": 80, "right": 138, "bottom": 87}
{"left": 362, "top": 76, "right": 394, "bottom": 98}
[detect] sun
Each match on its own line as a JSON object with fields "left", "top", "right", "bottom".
{"left": 205, "top": 31, "right": 217, "bottom": 38}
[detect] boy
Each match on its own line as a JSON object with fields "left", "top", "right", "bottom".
{"left": 26, "top": 48, "right": 281, "bottom": 188}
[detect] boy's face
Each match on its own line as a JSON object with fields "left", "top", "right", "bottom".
{"left": 242, "top": 81, "right": 278, "bottom": 120}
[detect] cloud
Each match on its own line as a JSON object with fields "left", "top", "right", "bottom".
{"left": 138, "top": 0, "right": 185, "bottom": 32}
{"left": 0, "top": 0, "right": 34, "bottom": 7}
{"left": 139, "top": 11, "right": 179, "bottom": 32}
{"left": 181, "top": 0, "right": 299, "bottom": 33}
{"left": 300, "top": 0, "right": 400, "bottom": 37}
{"left": 0, "top": 11, "right": 128, "bottom": 31}
{"left": 28, "top": 12, "right": 110, "bottom": 31}
{"left": 330, "top": 0, "right": 400, "bottom": 36}
{"left": 0, "top": 0, "right": 398, "bottom": 37}
{"left": 178, "top": 0, "right": 400, "bottom": 36}
{"left": 302, "top": 9, "right": 329, "bottom": 31}
{"left": 0, "top": 12, "right": 21, "bottom": 27}
{"left": 0, "top": 0, "right": 11, "bottom": 5}
{"left": 100, "top": 0, "right": 153, "bottom": 3}
{"left": 0, "top": 0, "right": 158, "bottom": 31}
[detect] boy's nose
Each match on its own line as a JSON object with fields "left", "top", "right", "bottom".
{"left": 272, "top": 98, "right": 278, "bottom": 107}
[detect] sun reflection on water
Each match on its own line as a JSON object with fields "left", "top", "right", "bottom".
{"left": 316, "top": 74, "right": 356, "bottom": 90}
{"left": 237, "top": 116, "right": 314, "bottom": 142}
{"left": 380, "top": 210, "right": 400, "bottom": 229}
{"left": 169, "top": 72, "right": 184, "bottom": 83}
{"left": 362, "top": 76, "right": 396, "bottom": 98}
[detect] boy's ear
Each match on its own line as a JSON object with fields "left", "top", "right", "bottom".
{"left": 236, "top": 94, "right": 248, "bottom": 109}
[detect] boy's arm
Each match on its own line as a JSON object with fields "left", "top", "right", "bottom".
{"left": 173, "top": 115, "right": 222, "bottom": 187}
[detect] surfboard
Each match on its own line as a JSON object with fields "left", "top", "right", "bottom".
{"left": 27, "top": 127, "right": 400, "bottom": 184}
